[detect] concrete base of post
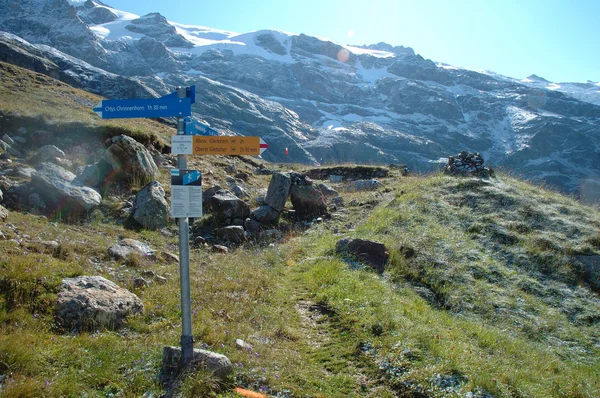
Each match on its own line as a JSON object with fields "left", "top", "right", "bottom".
{"left": 162, "top": 346, "right": 233, "bottom": 379}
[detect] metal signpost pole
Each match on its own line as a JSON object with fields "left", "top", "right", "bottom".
{"left": 177, "top": 86, "right": 193, "bottom": 366}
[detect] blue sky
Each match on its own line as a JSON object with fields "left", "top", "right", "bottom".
{"left": 119, "top": 0, "right": 599, "bottom": 83}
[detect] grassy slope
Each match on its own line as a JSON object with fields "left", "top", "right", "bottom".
{"left": 1, "top": 63, "right": 599, "bottom": 397}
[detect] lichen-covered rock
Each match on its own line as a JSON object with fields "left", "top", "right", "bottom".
{"left": 55, "top": 276, "right": 144, "bottom": 331}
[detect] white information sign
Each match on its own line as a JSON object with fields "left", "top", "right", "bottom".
{"left": 170, "top": 169, "right": 202, "bottom": 218}
{"left": 171, "top": 135, "right": 193, "bottom": 155}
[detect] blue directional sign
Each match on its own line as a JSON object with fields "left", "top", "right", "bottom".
{"left": 184, "top": 117, "right": 219, "bottom": 136}
{"left": 93, "top": 86, "right": 195, "bottom": 119}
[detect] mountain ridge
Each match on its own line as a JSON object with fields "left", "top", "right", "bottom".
{"left": 0, "top": 0, "right": 599, "bottom": 202}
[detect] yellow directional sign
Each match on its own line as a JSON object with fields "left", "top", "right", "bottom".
{"left": 192, "top": 136, "right": 268, "bottom": 156}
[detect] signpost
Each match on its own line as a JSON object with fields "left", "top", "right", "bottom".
{"left": 170, "top": 135, "right": 269, "bottom": 156}
{"left": 92, "top": 85, "right": 268, "bottom": 369}
{"left": 93, "top": 96, "right": 191, "bottom": 119}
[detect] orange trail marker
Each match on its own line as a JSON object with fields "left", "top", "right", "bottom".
{"left": 234, "top": 387, "right": 267, "bottom": 398}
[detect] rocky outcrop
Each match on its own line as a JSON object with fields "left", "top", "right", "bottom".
{"left": 55, "top": 276, "right": 144, "bottom": 331}
{"left": 126, "top": 13, "right": 194, "bottom": 48}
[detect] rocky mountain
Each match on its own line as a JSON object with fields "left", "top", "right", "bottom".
{"left": 1, "top": 0, "right": 599, "bottom": 201}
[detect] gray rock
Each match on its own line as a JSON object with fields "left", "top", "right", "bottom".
{"left": 344, "top": 179, "right": 380, "bottom": 192}
{"left": 0, "top": 187, "right": 3, "bottom": 202}
{"left": 317, "top": 183, "right": 339, "bottom": 199}
{"left": 162, "top": 346, "right": 232, "bottom": 379}
{"left": 215, "top": 225, "right": 246, "bottom": 244}
{"left": 16, "top": 167, "right": 36, "bottom": 178}
{"left": 107, "top": 135, "right": 158, "bottom": 184}
{"left": 329, "top": 175, "right": 344, "bottom": 183}
{"left": 0, "top": 204, "right": 8, "bottom": 221}
{"left": 290, "top": 185, "right": 327, "bottom": 218}
{"left": 264, "top": 172, "right": 292, "bottom": 211}
{"left": 73, "top": 162, "right": 107, "bottom": 188}
{"left": 132, "top": 181, "right": 169, "bottom": 230}
{"left": 255, "top": 33, "right": 287, "bottom": 55}
{"left": 37, "top": 145, "right": 66, "bottom": 162}
{"left": 335, "top": 238, "right": 390, "bottom": 274}
{"left": 2, "top": 134, "right": 16, "bottom": 146}
{"left": 108, "top": 238, "right": 155, "bottom": 260}
{"left": 5, "top": 143, "right": 22, "bottom": 158}
{"left": 251, "top": 205, "right": 280, "bottom": 225}
{"left": 231, "top": 184, "right": 249, "bottom": 199}
{"left": 244, "top": 218, "right": 261, "bottom": 234}
{"left": 210, "top": 190, "right": 250, "bottom": 220}
{"left": 55, "top": 276, "right": 144, "bottom": 331}
{"left": 202, "top": 185, "right": 223, "bottom": 208}
{"left": 258, "top": 229, "right": 283, "bottom": 243}
{"left": 27, "top": 192, "right": 46, "bottom": 212}
{"left": 31, "top": 162, "right": 101, "bottom": 214}
{"left": 235, "top": 338, "right": 253, "bottom": 351}
{"left": 12, "top": 136, "right": 26, "bottom": 144}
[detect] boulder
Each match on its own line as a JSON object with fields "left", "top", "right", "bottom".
{"left": 251, "top": 205, "right": 280, "bottom": 225}
{"left": 132, "top": 181, "right": 169, "bottom": 230}
{"left": 231, "top": 184, "right": 249, "bottom": 199}
{"left": 0, "top": 187, "right": 3, "bottom": 202}
{"left": 162, "top": 346, "right": 232, "bottom": 379}
{"left": 210, "top": 190, "right": 250, "bottom": 220}
{"left": 106, "top": 135, "right": 158, "bottom": 183}
{"left": 31, "top": 162, "right": 101, "bottom": 214}
{"left": 215, "top": 225, "right": 246, "bottom": 244}
{"left": 265, "top": 172, "right": 292, "bottom": 211}
{"left": 55, "top": 276, "right": 144, "bottom": 331}
{"left": 73, "top": 161, "right": 112, "bottom": 188}
{"left": 244, "top": 218, "right": 261, "bottom": 234}
{"left": 335, "top": 238, "right": 390, "bottom": 274}
{"left": 317, "top": 183, "right": 339, "bottom": 199}
{"left": 290, "top": 185, "right": 327, "bottom": 218}
{"left": 202, "top": 185, "right": 223, "bottom": 208}
{"left": 108, "top": 238, "right": 155, "bottom": 260}
{"left": 36, "top": 145, "right": 65, "bottom": 162}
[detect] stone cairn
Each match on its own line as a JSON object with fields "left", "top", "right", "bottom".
{"left": 444, "top": 151, "right": 493, "bottom": 177}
